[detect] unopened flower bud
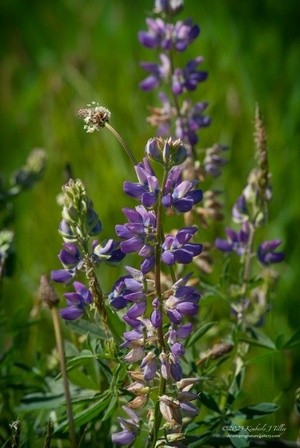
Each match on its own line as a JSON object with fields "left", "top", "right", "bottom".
{"left": 39, "top": 275, "right": 59, "bottom": 309}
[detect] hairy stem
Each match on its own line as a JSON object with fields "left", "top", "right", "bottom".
{"left": 105, "top": 122, "right": 138, "bottom": 166}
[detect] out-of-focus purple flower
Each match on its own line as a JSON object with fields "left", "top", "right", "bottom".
{"left": 162, "top": 166, "right": 202, "bottom": 213}
{"left": 165, "top": 281, "right": 201, "bottom": 324}
{"left": 60, "top": 281, "right": 93, "bottom": 320}
{"left": 215, "top": 222, "right": 250, "bottom": 256}
{"left": 139, "top": 54, "right": 170, "bottom": 91}
{"left": 172, "top": 57, "right": 207, "bottom": 95}
{"left": 154, "top": 0, "right": 184, "bottom": 15}
{"left": 116, "top": 206, "right": 157, "bottom": 273}
{"left": 123, "top": 158, "right": 159, "bottom": 208}
{"left": 257, "top": 240, "right": 284, "bottom": 265}
{"left": 175, "top": 101, "right": 210, "bottom": 146}
{"left": 232, "top": 195, "right": 249, "bottom": 223}
{"left": 162, "top": 226, "right": 202, "bottom": 265}
{"left": 111, "top": 406, "right": 140, "bottom": 446}
{"left": 139, "top": 18, "right": 199, "bottom": 52}
{"left": 203, "top": 144, "right": 228, "bottom": 177}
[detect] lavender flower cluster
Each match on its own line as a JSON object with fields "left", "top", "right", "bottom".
{"left": 51, "top": 179, "right": 125, "bottom": 320}
{"left": 110, "top": 137, "right": 202, "bottom": 445}
{"left": 139, "top": 0, "right": 210, "bottom": 149}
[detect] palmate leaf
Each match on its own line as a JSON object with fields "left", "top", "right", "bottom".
{"left": 198, "top": 391, "right": 221, "bottom": 413}
{"left": 239, "top": 327, "right": 276, "bottom": 350}
{"left": 54, "top": 390, "right": 111, "bottom": 432}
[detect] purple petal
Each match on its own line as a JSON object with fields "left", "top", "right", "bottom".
{"left": 141, "top": 191, "right": 157, "bottom": 208}
{"left": 167, "top": 309, "right": 183, "bottom": 324}
{"left": 123, "top": 182, "right": 145, "bottom": 199}
{"left": 176, "top": 323, "right": 193, "bottom": 339}
{"left": 111, "top": 297, "right": 127, "bottom": 310}
{"left": 112, "top": 430, "right": 136, "bottom": 446}
{"left": 162, "top": 250, "right": 175, "bottom": 265}
{"left": 141, "top": 255, "right": 155, "bottom": 274}
{"left": 127, "top": 302, "right": 146, "bottom": 319}
{"left": 177, "top": 302, "right": 198, "bottom": 316}
{"left": 173, "top": 198, "right": 194, "bottom": 213}
{"left": 121, "top": 237, "right": 143, "bottom": 253}
{"left": 170, "top": 361, "right": 183, "bottom": 381}
{"left": 215, "top": 238, "right": 233, "bottom": 252}
{"left": 150, "top": 309, "right": 162, "bottom": 328}
{"left": 51, "top": 269, "right": 74, "bottom": 284}
{"left": 60, "top": 306, "right": 83, "bottom": 320}
{"left": 174, "top": 249, "right": 193, "bottom": 264}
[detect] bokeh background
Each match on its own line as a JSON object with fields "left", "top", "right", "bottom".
{"left": 1, "top": 0, "right": 299, "bottom": 442}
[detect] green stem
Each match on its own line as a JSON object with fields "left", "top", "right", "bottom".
{"left": 147, "top": 170, "right": 169, "bottom": 448}
{"left": 105, "top": 122, "right": 138, "bottom": 166}
{"left": 51, "top": 307, "right": 77, "bottom": 448}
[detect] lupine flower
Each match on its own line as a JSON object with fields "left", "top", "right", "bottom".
{"left": 203, "top": 143, "right": 228, "bottom": 177}
{"left": 175, "top": 100, "right": 210, "bottom": 146}
{"left": 215, "top": 222, "right": 250, "bottom": 256}
{"left": 154, "top": 0, "right": 184, "bottom": 15}
{"left": 109, "top": 267, "right": 145, "bottom": 313}
{"left": 162, "top": 166, "right": 203, "bottom": 213}
{"left": 51, "top": 242, "right": 82, "bottom": 284}
{"left": 140, "top": 53, "right": 170, "bottom": 91}
{"left": 257, "top": 240, "right": 284, "bottom": 265}
{"left": 123, "top": 158, "right": 159, "bottom": 207}
{"left": 172, "top": 57, "right": 207, "bottom": 95}
{"left": 232, "top": 195, "right": 249, "bottom": 223}
{"left": 165, "top": 282, "right": 201, "bottom": 324}
{"left": 115, "top": 206, "right": 156, "bottom": 273}
{"left": 139, "top": 18, "right": 199, "bottom": 52}
{"left": 93, "top": 239, "right": 125, "bottom": 264}
{"left": 162, "top": 226, "right": 203, "bottom": 265}
{"left": 111, "top": 406, "right": 140, "bottom": 446}
{"left": 60, "top": 281, "right": 93, "bottom": 320}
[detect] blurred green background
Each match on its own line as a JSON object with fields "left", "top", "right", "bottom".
{"left": 1, "top": 0, "right": 300, "bottom": 441}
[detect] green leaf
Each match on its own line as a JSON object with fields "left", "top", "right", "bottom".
{"left": 275, "top": 333, "right": 286, "bottom": 350}
{"left": 186, "top": 432, "right": 214, "bottom": 447}
{"left": 102, "top": 394, "right": 118, "bottom": 421}
{"left": 55, "top": 391, "right": 111, "bottom": 432}
{"left": 226, "top": 368, "right": 245, "bottom": 406}
{"left": 229, "top": 429, "right": 249, "bottom": 448}
{"left": 199, "top": 392, "right": 221, "bottom": 413}
{"left": 240, "top": 328, "right": 276, "bottom": 350}
{"left": 67, "top": 368, "right": 99, "bottom": 390}
{"left": 283, "top": 328, "right": 300, "bottom": 349}
{"left": 17, "top": 392, "right": 64, "bottom": 411}
{"left": 237, "top": 402, "right": 280, "bottom": 420}
{"left": 66, "top": 319, "right": 106, "bottom": 339}
{"left": 66, "top": 350, "right": 97, "bottom": 371}
{"left": 186, "top": 322, "right": 216, "bottom": 348}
